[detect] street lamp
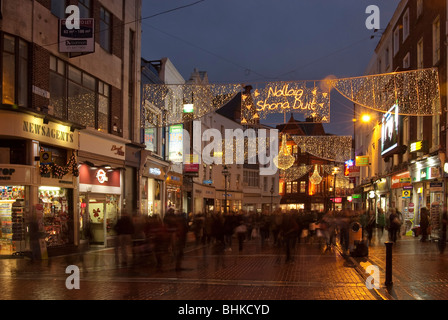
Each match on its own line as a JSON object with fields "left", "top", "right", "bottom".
{"left": 222, "top": 165, "right": 230, "bottom": 214}
{"left": 270, "top": 186, "right": 274, "bottom": 214}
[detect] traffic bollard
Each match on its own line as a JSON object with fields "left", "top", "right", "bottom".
{"left": 385, "top": 241, "right": 393, "bottom": 287}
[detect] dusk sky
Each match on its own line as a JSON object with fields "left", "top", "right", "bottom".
{"left": 141, "top": 0, "right": 400, "bottom": 136}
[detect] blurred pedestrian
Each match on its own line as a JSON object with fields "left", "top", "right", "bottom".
{"left": 377, "top": 208, "right": 385, "bottom": 239}
{"left": 439, "top": 210, "right": 447, "bottom": 254}
{"left": 420, "top": 207, "right": 430, "bottom": 242}
{"left": 235, "top": 220, "right": 247, "bottom": 252}
{"left": 114, "top": 211, "right": 135, "bottom": 267}
{"left": 388, "top": 208, "right": 400, "bottom": 243}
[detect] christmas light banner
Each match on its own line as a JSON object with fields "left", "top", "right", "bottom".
{"left": 292, "top": 135, "right": 352, "bottom": 163}
{"left": 143, "top": 83, "right": 241, "bottom": 127}
{"left": 330, "top": 68, "right": 441, "bottom": 116}
{"left": 244, "top": 81, "right": 331, "bottom": 123}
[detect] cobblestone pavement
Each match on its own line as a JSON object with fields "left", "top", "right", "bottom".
{"left": 0, "top": 237, "right": 379, "bottom": 301}
{"left": 348, "top": 230, "right": 448, "bottom": 300}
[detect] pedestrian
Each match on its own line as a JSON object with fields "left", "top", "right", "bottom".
{"left": 282, "top": 213, "right": 299, "bottom": 262}
{"left": 377, "top": 208, "right": 386, "bottom": 239}
{"left": 439, "top": 210, "right": 447, "bottom": 254}
{"left": 235, "top": 220, "right": 247, "bottom": 252}
{"left": 420, "top": 207, "right": 430, "bottom": 242}
{"left": 388, "top": 208, "right": 401, "bottom": 243}
{"left": 114, "top": 211, "right": 135, "bottom": 267}
{"left": 366, "top": 210, "right": 376, "bottom": 244}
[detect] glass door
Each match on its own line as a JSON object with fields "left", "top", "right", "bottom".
{"left": 88, "top": 195, "right": 106, "bottom": 245}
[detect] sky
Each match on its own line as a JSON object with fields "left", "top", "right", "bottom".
{"left": 140, "top": 0, "right": 400, "bottom": 136}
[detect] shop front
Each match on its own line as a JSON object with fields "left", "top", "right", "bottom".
{"left": 141, "top": 157, "right": 169, "bottom": 217}
{"left": 166, "top": 171, "right": 183, "bottom": 212}
{"left": 390, "top": 171, "right": 413, "bottom": 234}
{"left": 410, "top": 155, "right": 443, "bottom": 227}
{"left": 0, "top": 109, "right": 80, "bottom": 255}
{"left": 78, "top": 131, "right": 128, "bottom": 247}
{"left": 78, "top": 164, "right": 122, "bottom": 246}
{"left": 0, "top": 167, "right": 31, "bottom": 256}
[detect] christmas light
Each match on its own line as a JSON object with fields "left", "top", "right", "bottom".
{"left": 330, "top": 68, "right": 441, "bottom": 116}
{"left": 274, "top": 134, "right": 295, "bottom": 170}
{"left": 292, "top": 136, "right": 352, "bottom": 163}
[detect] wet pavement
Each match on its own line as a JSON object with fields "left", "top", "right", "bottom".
{"left": 0, "top": 230, "right": 446, "bottom": 301}
{"left": 0, "top": 236, "right": 377, "bottom": 301}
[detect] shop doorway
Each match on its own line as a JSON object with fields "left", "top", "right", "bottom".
{"left": 81, "top": 194, "right": 119, "bottom": 246}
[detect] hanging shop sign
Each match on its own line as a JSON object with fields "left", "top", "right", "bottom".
{"left": 391, "top": 171, "right": 411, "bottom": 189}
{"left": 79, "top": 132, "right": 125, "bottom": 160}
{"left": 409, "top": 140, "right": 428, "bottom": 153}
{"left": 430, "top": 182, "right": 444, "bottom": 192}
{"left": 381, "top": 104, "right": 399, "bottom": 156}
{"left": 402, "top": 190, "right": 411, "bottom": 199}
{"left": 355, "top": 156, "right": 369, "bottom": 167}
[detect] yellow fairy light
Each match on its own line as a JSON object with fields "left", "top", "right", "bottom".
{"left": 330, "top": 68, "right": 441, "bottom": 116}
{"left": 274, "top": 134, "right": 295, "bottom": 170}
{"left": 309, "top": 165, "right": 323, "bottom": 185}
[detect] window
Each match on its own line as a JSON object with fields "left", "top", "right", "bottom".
{"left": 300, "top": 181, "right": 306, "bottom": 193}
{"left": 377, "top": 59, "right": 382, "bottom": 74}
{"left": 286, "top": 182, "right": 292, "bottom": 194}
{"left": 417, "top": 0, "right": 423, "bottom": 18}
{"left": 263, "top": 177, "right": 268, "bottom": 192}
{"left": 292, "top": 181, "right": 298, "bottom": 193}
{"left": 243, "top": 170, "right": 259, "bottom": 187}
{"left": 49, "top": 55, "right": 111, "bottom": 131}
{"left": 433, "top": 16, "right": 440, "bottom": 65}
{"left": 78, "top": 0, "right": 91, "bottom": 18}
{"left": 403, "top": 52, "right": 410, "bottom": 69}
{"left": 99, "top": 7, "right": 112, "bottom": 52}
{"left": 432, "top": 113, "right": 440, "bottom": 149}
{"left": 51, "top": 0, "right": 67, "bottom": 19}
{"left": 2, "top": 35, "right": 29, "bottom": 107}
{"left": 393, "top": 27, "right": 400, "bottom": 56}
{"left": 98, "top": 80, "right": 110, "bottom": 132}
{"left": 417, "top": 38, "right": 424, "bottom": 69}
{"left": 403, "top": 9, "right": 410, "bottom": 41}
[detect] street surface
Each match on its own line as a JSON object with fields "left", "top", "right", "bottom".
{"left": 0, "top": 230, "right": 447, "bottom": 302}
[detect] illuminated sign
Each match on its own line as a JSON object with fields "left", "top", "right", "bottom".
{"left": 96, "top": 169, "right": 108, "bottom": 184}
{"left": 169, "top": 124, "right": 183, "bottom": 163}
{"left": 381, "top": 104, "right": 399, "bottom": 156}
{"left": 344, "top": 163, "right": 350, "bottom": 177}
{"left": 253, "top": 83, "right": 330, "bottom": 122}
{"left": 355, "top": 156, "right": 369, "bottom": 167}
{"left": 183, "top": 104, "right": 194, "bottom": 113}
{"left": 409, "top": 140, "right": 427, "bottom": 153}
{"left": 149, "top": 168, "right": 161, "bottom": 176}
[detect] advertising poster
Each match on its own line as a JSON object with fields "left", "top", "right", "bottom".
{"left": 381, "top": 104, "right": 399, "bottom": 156}
{"left": 169, "top": 124, "right": 184, "bottom": 163}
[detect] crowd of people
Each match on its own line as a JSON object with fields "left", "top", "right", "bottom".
{"left": 110, "top": 206, "right": 448, "bottom": 271}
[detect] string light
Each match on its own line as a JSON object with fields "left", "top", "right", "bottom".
{"left": 330, "top": 68, "right": 441, "bottom": 116}
{"left": 292, "top": 136, "right": 352, "bottom": 163}
{"left": 309, "top": 165, "right": 323, "bottom": 185}
{"left": 40, "top": 154, "right": 79, "bottom": 178}
{"left": 280, "top": 165, "right": 313, "bottom": 182}
{"left": 274, "top": 134, "right": 295, "bottom": 170}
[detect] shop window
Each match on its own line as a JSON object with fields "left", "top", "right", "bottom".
{"left": 0, "top": 186, "right": 25, "bottom": 255}
{"left": 39, "top": 187, "right": 72, "bottom": 247}
{"left": 98, "top": 80, "right": 110, "bottom": 132}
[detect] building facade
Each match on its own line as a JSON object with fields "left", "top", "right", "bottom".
{"left": 0, "top": 0, "right": 142, "bottom": 255}
{"left": 354, "top": 0, "right": 447, "bottom": 237}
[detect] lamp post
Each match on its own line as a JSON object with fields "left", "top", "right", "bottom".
{"left": 222, "top": 165, "right": 229, "bottom": 214}
{"left": 332, "top": 166, "right": 339, "bottom": 211}
{"left": 270, "top": 186, "right": 274, "bottom": 214}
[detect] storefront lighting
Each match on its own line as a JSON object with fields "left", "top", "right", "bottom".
{"left": 39, "top": 187, "right": 61, "bottom": 191}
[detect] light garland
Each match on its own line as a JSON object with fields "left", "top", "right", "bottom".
{"left": 330, "top": 68, "right": 441, "bottom": 116}
{"left": 40, "top": 154, "right": 79, "bottom": 178}
{"left": 143, "top": 83, "right": 241, "bottom": 127}
{"left": 280, "top": 165, "right": 313, "bottom": 182}
{"left": 292, "top": 135, "right": 352, "bottom": 163}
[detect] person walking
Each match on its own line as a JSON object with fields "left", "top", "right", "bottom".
{"left": 114, "top": 211, "right": 135, "bottom": 267}
{"left": 388, "top": 208, "right": 401, "bottom": 243}
{"left": 420, "top": 207, "right": 430, "bottom": 242}
{"left": 235, "top": 220, "right": 247, "bottom": 252}
{"left": 439, "top": 210, "right": 447, "bottom": 254}
{"left": 377, "top": 208, "right": 386, "bottom": 239}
